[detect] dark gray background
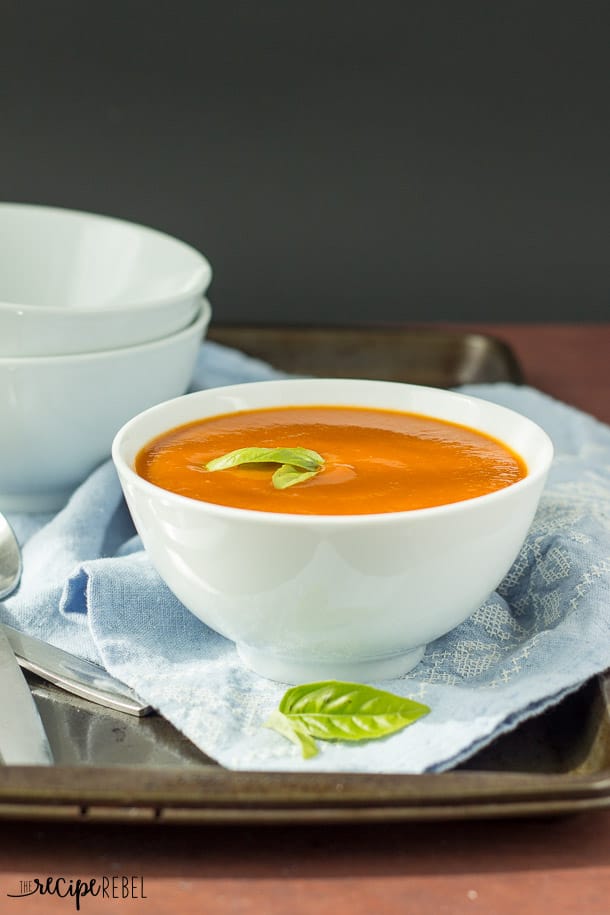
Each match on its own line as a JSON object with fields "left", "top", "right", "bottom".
{"left": 2, "top": 1, "right": 609, "bottom": 324}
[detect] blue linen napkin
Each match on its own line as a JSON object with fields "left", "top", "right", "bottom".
{"left": 2, "top": 340, "right": 610, "bottom": 773}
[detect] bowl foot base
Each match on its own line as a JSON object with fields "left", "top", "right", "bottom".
{"left": 236, "top": 644, "right": 426, "bottom": 684}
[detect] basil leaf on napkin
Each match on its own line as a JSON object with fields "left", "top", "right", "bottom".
{"left": 265, "top": 681, "right": 430, "bottom": 758}
{"left": 205, "top": 446, "right": 324, "bottom": 489}
{"left": 264, "top": 709, "right": 319, "bottom": 758}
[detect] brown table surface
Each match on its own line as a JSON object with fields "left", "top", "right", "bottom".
{"left": 1, "top": 322, "right": 609, "bottom": 914}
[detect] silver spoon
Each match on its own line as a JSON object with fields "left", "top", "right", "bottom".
{"left": 0, "top": 511, "right": 21, "bottom": 599}
{"left": 0, "top": 511, "right": 151, "bottom": 715}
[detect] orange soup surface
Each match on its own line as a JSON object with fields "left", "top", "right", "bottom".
{"left": 135, "top": 405, "right": 527, "bottom": 515}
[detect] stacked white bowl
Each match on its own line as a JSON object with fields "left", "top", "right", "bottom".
{"left": 0, "top": 203, "right": 212, "bottom": 512}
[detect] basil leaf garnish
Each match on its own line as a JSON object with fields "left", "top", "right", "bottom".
{"left": 271, "top": 464, "right": 319, "bottom": 489}
{"left": 265, "top": 681, "right": 430, "bottom": 758}
{"left": 205, "top": 446, "right": 325, "bottom": 489}
{"left": 206, "top": 446, "right": 323, "bottom": 473}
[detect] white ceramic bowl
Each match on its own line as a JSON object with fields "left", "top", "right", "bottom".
{"left": 112, "top": 378, "right": 554, "bottom": 684}
{"left": 0, "top": 300, "right": 211, "bottom": 513}
{"left": 0, "top": 203, "right": 212, "bottom": 356}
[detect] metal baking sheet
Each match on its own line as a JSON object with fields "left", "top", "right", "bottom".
{"left": 207, "top": 324, "right": 524, "bottom": 386}
{"left": 3, "top": 325, "right": 608, "bottom": 824}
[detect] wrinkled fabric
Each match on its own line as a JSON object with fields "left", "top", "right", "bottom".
{"left": 2, "top": 341, "right": 609, "bottom": 772}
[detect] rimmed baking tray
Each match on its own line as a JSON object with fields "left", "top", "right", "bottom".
{"left": 3, "top": 325, "right": 608, "bottom": 824}
{"left": 206, "top": 324, "right": 525, "bottom": 387}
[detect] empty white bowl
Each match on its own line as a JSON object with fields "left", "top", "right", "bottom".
{"left": 0, "top": 299, "right": 211, "bottom": 513}
{"left": 112, "top": 378, "right": 554, "bottom": 684}
{"left": 0, "top": 203, "right": 212, "bottom": 356}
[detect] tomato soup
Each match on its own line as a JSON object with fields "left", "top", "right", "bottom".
{"left": 135, "top": 405, "right": 527, "bottom": 515}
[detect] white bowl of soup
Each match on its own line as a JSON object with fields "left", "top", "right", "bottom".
{"left": 0, "top": 203, "right": 212, "bottom": 356}
{"left": 0, "top": 300, "right": 211, "bottom": 513}
{"left": 112, "top": 378, "right": 554, "bottom": 683}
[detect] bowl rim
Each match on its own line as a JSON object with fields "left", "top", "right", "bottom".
{"left": 112, "top": 378, "right": 555, "bottom": 527}
{"left": 0, "top": 298, "right": 211, "bottom": 365}
{"left": 0, "top": 201, "right": 212, "bottom": 314}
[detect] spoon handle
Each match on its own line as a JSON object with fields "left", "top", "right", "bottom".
{"left": 0, "top": 622, "right": 153, "bottom": 717}
{"left": 0, "top": 513, "right": 22, "bottom": 600}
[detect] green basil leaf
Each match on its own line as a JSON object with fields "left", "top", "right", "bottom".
{"left": 278, "top": 680, "right": 430, "bottom": 746}
{"left": 264, "top": 709, "right": 319, "bottom": 758}
{"left": 272, "top": 464, "right": 320, "bottom": 489}
{"left": 206, "top": 446, "right": 324, "bottom": 473}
